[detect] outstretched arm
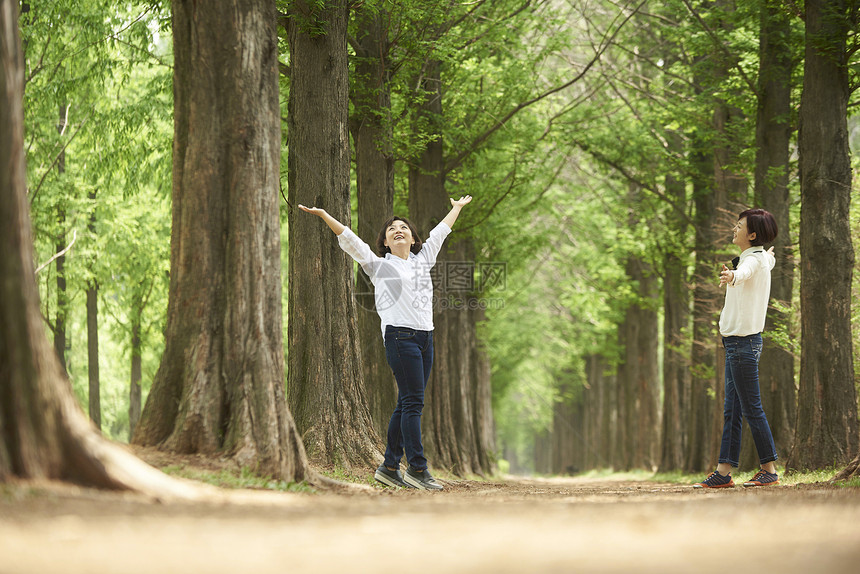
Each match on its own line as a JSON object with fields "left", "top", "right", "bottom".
{"left": 298, "top": 204, "right": 346, "bottom": 235}
{"left": 720, "top": 246, "right": 774, "bottom": 286}
{"left": 441, "top": 195, "right": 472, "bottom": 229}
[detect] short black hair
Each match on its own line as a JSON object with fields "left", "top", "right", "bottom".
{"left": 739, "top": 208, "right": 778, "bottom": 246}
{"left": 375, "top": 216, "right": 423, "bottom": 256}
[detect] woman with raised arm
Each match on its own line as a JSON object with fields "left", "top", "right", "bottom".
{"left": 694, "top": 208, "right": 780, "bottom": 489}
{"left": 298, "top": 196, "right": 472, "bottom": 490}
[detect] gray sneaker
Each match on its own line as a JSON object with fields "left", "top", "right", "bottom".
{"left": 374, "top": 465, "right": 407, "bottom": 488}
{"left": 403, "top": 466, "right": 444, "bottom": 490}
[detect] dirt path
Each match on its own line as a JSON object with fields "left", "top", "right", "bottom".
{"left": 2, "top": 474, "right": 859, "bottom": 574}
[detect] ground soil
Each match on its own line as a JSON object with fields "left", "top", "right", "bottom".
{"left": 2, "top": 449, "right": 859, "bottom": 574}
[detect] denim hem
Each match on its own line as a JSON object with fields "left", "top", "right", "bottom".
{"left": 718, "top": 458, "right": 739, "bottom": 468}
{"left": 758, "top": 454, "right": 778, "bottom": 465}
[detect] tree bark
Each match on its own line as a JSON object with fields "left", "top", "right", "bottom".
{"left": 787, "top": 0, "right": 858, "bottom": 470}
{"left": 53, "top": 104, "right": 67, "bottom": 373}
{"left": 614, "top": 319, "right": 630, "bottom": 470}
{"left": 286, "top": 0, "right": 382, "bottom": 468}
{"left": 349, "top": 6, "right": 397, "bottom": 439}
{"left": 129, "top": 303, "right": 142, "bottom": 439}
{"left": 86, "top": 282, "right": 100, "bottom": 429}
{"left": 616, "top": 253, "right": 660, "bottom": 471}
{"left": 406, "top": 61, "right": 495, "bottom": 476}
{"left": 0, "top": 0, "right": 201, "bottom": 498}
{"left": 86, "top": 187, "right": 100, "bottom": 430}
{"left": 752, "top": 0, "right": 795, "bottom": 464}
{"left": 133, "top": 0, "right": 309, "bottom": 481}
{"left": 685, "top": 144, "right": 723, "bottom": 473}
{"left": 659, "top": 166, "right": 690, "bottom": 472}
{"left": 551, "top": 375, "right": 577, "bottom": 475}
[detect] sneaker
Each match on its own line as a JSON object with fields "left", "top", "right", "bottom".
{"left": 403, "top": 466, "right": 444, "bottom": 491}
{"left": 743, "top": 469, "right": 779, "bottom": 487}
{"left": 693, "top": 470, "right": 735, "bottom": 488}
{"left": 374, "top": 465, "right": 407, "bottom": 488}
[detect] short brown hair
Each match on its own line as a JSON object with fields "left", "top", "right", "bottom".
{"left": 739, "top": 208, "right": 778, "bottom": 246}
{"left": 376, "top": 217, "right": 423, "bottom": 256}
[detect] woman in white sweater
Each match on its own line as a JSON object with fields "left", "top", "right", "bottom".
{"left": 695, "top": 208, "right": 780, "bottom": 488}
{"left": 299, "top": 196, "right": 472, "bottom": 490}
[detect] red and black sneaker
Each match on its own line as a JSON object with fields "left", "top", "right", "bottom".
{"left": 743, "top": 469, "right": 779, "bottom": 487}
{"left": 693, "top": 470, "right": 735, "bottom": 488}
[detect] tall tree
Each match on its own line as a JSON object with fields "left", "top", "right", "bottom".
{"left": 53, "top": 104, "right": 69, "bottom": 373}
{"left": 407, "top": 59, "right": 497, "bottom": 476}
{"left": 86, "top": 186, "right": 100, "bottom": 430}
{"left": 659, "top": 161, "right": 691, "bottom": 472}
{"left": 788, "top": 0, "right": 858, "bottom": 470}
{"left": 685, "top": 138, "right": 723, "bottom": 473}
{"left": 133, "top": 0, "right": 309, "bottom": 481}
{"left": 751, "top": 0, "right": 795, "bottom": 463}
{"left": 286, "top": 0, "right": 382, "bottom": 468}
{"left": 349, "top": 4, "right": 397, "bottom": 438}
{"left": 1, "top": 0, "right": 195, "bottom": 497}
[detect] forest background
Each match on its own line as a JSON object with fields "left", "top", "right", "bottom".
{"left": 17, "top": 0, "right": 860, "bottom": 481}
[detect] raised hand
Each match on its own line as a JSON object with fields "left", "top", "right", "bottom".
{"left": 297, "top": 204, "right": 345, "bottom": 235}
{"left": 298, "top": 204, "right": 326, "bottom": 217}
{"left": 450, "top": 195, "right": 472, "bottom": 208}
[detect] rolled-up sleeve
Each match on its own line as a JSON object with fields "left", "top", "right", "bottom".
{"left": 418, "top": 222, "right": 452, "bottom": 267}
{"left": 337, "top": 228, "right": 379, "bottom": 277}
{"left": 732, "top": 256, "right": 761, "bottom": 285}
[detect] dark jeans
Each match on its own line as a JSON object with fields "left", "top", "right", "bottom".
{"left": 719, "top": 333, "right": 778, "bottom": 467}
{"left": 383, "top": 326, "right": 433, "bottom": 471}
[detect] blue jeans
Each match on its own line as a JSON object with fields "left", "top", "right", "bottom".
{"left": 719, "top": 334, "right": 778, "bottom": 467}
{"left": 383, "top": 326, "right": 433, "bottom": 471}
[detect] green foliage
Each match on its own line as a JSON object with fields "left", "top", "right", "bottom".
{"left": 23, "top": 1, "right": 173, "bottom": 440}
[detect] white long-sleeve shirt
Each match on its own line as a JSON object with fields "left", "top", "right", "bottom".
{"left": 719, "top": 246, "right": 775, "bottom": 337}
{"left": 337, "top": 221, "right": 452, "bottom": 336}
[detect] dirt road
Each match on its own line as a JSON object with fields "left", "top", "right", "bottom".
{"left": 2, "top": 475, "right": 859, "bottom": 574}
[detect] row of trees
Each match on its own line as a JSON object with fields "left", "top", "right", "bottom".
{"left": 529, "top": 0, "right": 860, "bottom": 474}
{"left": 3, "top": 0, "right": 860, "bottom": 491}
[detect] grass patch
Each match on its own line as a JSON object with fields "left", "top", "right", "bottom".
{"left": 317, "top": 465, "right": 379, "bottom": 488}
{"left": 779, "top": 467, "right": 839, "bottom": 486}
{"left": 836, "top": 476, "right": 860, "bottom": 488}
{"left": 161, "top": 464, "right": 314, "bottom": 493}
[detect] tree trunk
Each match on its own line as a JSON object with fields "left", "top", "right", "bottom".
{"left": 53, "top": 104, "right": 67, "bottom": 372}
{"left": 617, "top": 253, "right": 660, "bottom": 470}
{"left": 602, "top": 359, "right": 617, "bottom": 469}
{"left": 129, "top": 304, "right": 142, "bottom": 440}
{"left": 533, "top": 431, "right": 552, "bottom": 475}
{"left": 350, "top": 6, "right": 397, "bottom": 439}
{"left": 286, "top": 0, "right": 382, "bottom": 468}
{"left": 753, "top": 0, "right": 795, "bottom": 463}
{"left": 134, "top": 0, "right": 309, "bottom": 481}
{"left": 787, "top": 0, "right": 858, "bottom": 470}
{"left": 1, "top": 2, "right": 200, "bottom": 498}
{"left": 685, "top": 144, "right": 722, "bottom": 473}
{"left": 472, "top": 333, "right": 496, "bottom": 474}
{"left": 86, "top": 188, "right": 100, "bottom": 430}
{"left": 614, "top": 319, "right": 630, "bottom": 470}
{"left": 551, "top": 376, "right": 577, "bottom": 475}
{"left": 590, "top": 355, "right": 612, "bottom": 470}
{"left": 659, "top": 168, "right": 690, "bottom": 472}
{"left": 86, "top": 282, "right": 100, "bottom": 430}
{"left": 406, "top": 60, "right": 492, "bottom": 476}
